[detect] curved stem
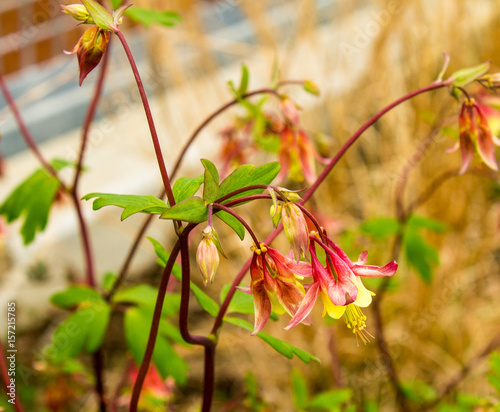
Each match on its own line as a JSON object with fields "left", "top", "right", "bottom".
{"left": 0, "top": 72, "right": 63, "bottom": 186}
{"left": 115, "top": 30, "right": 176, "bottom": 208}
{"left": 212, "top": 203, "right": 260, "bottom": 245}
{"left": 73, "top": 43, "right": 110, "bottom": 191}
{"left": 0, "top": 336, "right": 24, "bottom": 412}
{"left": 129, "top": 240, "right": 181, "bottom": 411}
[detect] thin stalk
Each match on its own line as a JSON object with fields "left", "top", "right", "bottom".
{"left": 0, "top": 336, "right": 24, "bottom": 412}
{"left": 93, "top": 351, "right": 107, "bottom": 412}
{"left": 129, "top": 240, "right": 181, "bottom": 411}
{"left": 115, "top": 30, "right": 176, "bottom": 208}
{"left": 0, "top": 72, "right": 63, "bottom": 186}
{"left": 73, "top": 44, "right": 110, "bottom": 190}
{"left": 212, "top": 203, "right": 260, "bottom": 246}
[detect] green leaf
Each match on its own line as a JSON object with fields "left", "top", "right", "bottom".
{"left": 360, "top": 217, "right": 400, "bottom": 240}
{"left": 225, "top": 317, "right": 320, "bottom": 363}
{"left": 404, "top": 229, "right": 439, "bottom": 284}
{"left": 51, "top": 286, "right": 103, "bottom": 309}
{"left": 291, "top": 369, "right": 309, "bottom": 410}
{"left": 125, "top": 7, "right": 181, "bottom": 28}
{"left": 449, "top": 61, "right": 491, "bottom": 87}
{"left": 201, "top": 159, "right": 219, "bottom": 204}
{"left": 303, "top": 79, "right": 320, "bottom": 96}
{"left": 81, "top": 0, "right": 114, "bottom": 30}
{"left": 488, "top": 352, "right": 500, "bottom": 393}
{"left": 101, "top": 272, "right": 118, "bottom": 293}
{"left": 160, "top": 196, "right": 208, "bottom": 223}
{"left": 48, "top": 301, "right": 111, "bottom": 361}
{"left": 124, "top": 307, "right": 188, "bottom": 384}
{"left": 148, "top": 237, "right": 220, "bottom": 317}
{"left": 111, "top": 0, "right": 123, "bottom": 8}
{"left": 218, "top": 162, "right": 280, "bottom": 202}
{"left": 308, "top": 389, "right": 352, "bottom": 409}
{"left": 216, "top": 210, "right": 245, "bottom": 240}
{"left": 220, "top": 285, "right": 255, "bottom": 315}
{"left": 408, "top": 215, "right": 447, "bottom": 233}
{"left": 400, "top": 380, "right": 437, "bottom": 404}
{"left": 81, "top": 192, "right": 168, "bottom": 220}
{"left": 238, "top": 64, "right": 249, "bottom": 96}
{"left": 172, "top": 174, "right": 204, "bottom": 203}
{"left": 0, "top": 167, "right": 62, "bottom": 244}
{"left": 113, "top": 284, "right": 181, "bottom": 318}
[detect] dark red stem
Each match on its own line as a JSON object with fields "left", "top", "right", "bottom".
{"left": 115, "top": 31, "right": 176, "bottom": 208}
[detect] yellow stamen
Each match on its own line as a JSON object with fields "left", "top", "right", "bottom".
{"left": 344, "top": 304, "right": 373, "bottom": 345}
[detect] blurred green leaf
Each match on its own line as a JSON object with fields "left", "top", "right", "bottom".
{"left": 218, "top": 162, "right": 280, "bottom": 202}
{"left": 0, "top": 161, "right": 71, "bottom": 244}
{"left": 201, "top": 159, "right": 219, "bottom": 204}
{"left": 488, "top": 352, "right": 500, "bottom": 393}
{"left": 360, "top": 217, "right": 400, "bottom": 240}
{"left": 101, "top": 272, "right": 118, "bottom": 293}
{"left": 408, "top": 215, "right": 447, "bottom": 232}
{"left": 291, "top": 369, "right": 309, "bottom": 410}
{"left": 449, "top": 61, "right": 490, "bottom": 87}
{"left": 51, "top": 286, "right": 103, "bottom": 309}
{"left": 111, "top": 0, "right": 123, "bottom": 8}
{"left": 401, "top": 380, "right": 437, "bottom": 404}
{"left": 172, "top": 174, "right": 204, "bottom": 203}
{"left": 160, "top": 196, "right": 208, "bottom": 223}
{"left": 303, "top": 79, "right": 320, "bottom": 96}
{"left": 238, "top": 64, "right": 250, "bottom": 96}
{"left": 82, "top": 192, "right": 168, "bottom": 220}
{"left": 220, "top": 285, "right": 254, "bottom": 315}
{"left": 124, "top": 307, "right": 188, "bottom": 384}
{"left": 125, "top": 7, "right": 181, "bottom": 28}
{"left": 225, "top": 317, "right": 320, "bottom": 363}
{"left": 404, "top": 229, "right": 439, "bottom": 284}
{"left": 441, "top": 125, "right": 459, "bottom": 139}
{"left": 113, "top": 284, "right": 181, "bottom": 318}
{"left": 307, "top": 389, "right": 352, "bottom": 410}
{"left": 48, "top": 301, "right": 111, "bottom": 360}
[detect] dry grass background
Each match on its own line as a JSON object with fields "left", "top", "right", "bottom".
{"left": 5, "top": 0, "right": 500, "bottom": 410}
{"left": 111, "top": 0, "right": 500, "bottom": 411}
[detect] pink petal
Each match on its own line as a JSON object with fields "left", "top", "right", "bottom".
{"left": 251, "top": 279, "right": 271, "bottom": 335}
{"left": 236, "top": 286, "right": 251, "bottom": 295}
{"left": 357, "top": 250, "right": 368, "bottom": 265}
{"left": 459, "top": 132, "right": 475, "bottom": 175}
{"left": 351, "top": 260, "right": 398, "bottom": 277}
{"left": 477, "top": 125, "right": 499, "bottom": 171}
{"left": 275, "top": 278, "right": 305, "bottom": 317}
{"left": 284, "top": 282, "right": 320, "bottom": 330}
{"left": 327, "top": 278, "right": 357, "bottom": 306}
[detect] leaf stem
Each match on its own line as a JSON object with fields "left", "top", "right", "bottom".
{"left": 212, "top": 203, "right": 260, "bottom": 246}
{"left": 115, "top": 30, "right": 176, "bottom": 208}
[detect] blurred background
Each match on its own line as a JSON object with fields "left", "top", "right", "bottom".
{"left": 1, "top": 0, "right": 500, "bottom": 410}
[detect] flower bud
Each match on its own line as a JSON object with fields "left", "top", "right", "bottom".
{"left": 66, "top": 26, "right": 110, "bottom": 86}
{"left": 60, "top": 4, "right": 94, "bottom": 24}
{"left": 480, "top": 73, "right": 500, "bottom": 89}
{"left": 281, "top": 202, "right": 309, "bottom": 262}
{"left": 270, "top": 203, "right": 282, "bottom": 228}
{"left": 196, "top": 227, "right": 221, "bottom": 286}
{"left": 280, "top": 98, "right": 300, "bottom": 127}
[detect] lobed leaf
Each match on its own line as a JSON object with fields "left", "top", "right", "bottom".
{"left": 51, "top": 286, "right": 103, "bottom": 309}
{"left": 81, "top": 192, "right": 168, "bottom": 220}
{"left": 81, "top": 0, "right": 114, "bottom": 30}
{"left": 215, "top": 210, "right": 246, "bottom": 240}
{"left": 218, "top": 162, "right": 280, "bottom": 202}
{"left": 172, "top": 174, "right": 204, "bottom": 203}
{"left": 201, "top": 159, "right": 219, "bottom": 204}
{"left": 160, "top": 196, "right": 208, "bottom": 223}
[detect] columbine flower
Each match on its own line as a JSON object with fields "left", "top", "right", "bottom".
{"left": 448, "top": 98, "right": 500, "bottom": 174}
{"left": 241, "top": 244, "right": 312, "bottom": 334}
{"left": 285, "top": 236, "right": 397, "bottom": 343}
{"left": 281, "top": 202, "right": 309, "bottom": 262}
{"left": 196, "top": 226, "right": 223, "bottom": 286}
{"left": 65, "top": 25, "right": 110, "bottom": 86}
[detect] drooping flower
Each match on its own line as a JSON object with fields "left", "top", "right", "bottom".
{"left": 281, "top": 202, "right": 309, "bottom": 262}
{"left": 448, "top": 98, "right": 500, "bottom": 174}
{"left": 196, "top": 226, "right": 224, "bottom": 286}
{"left": 65, "top": 25, "right": 110, "bottom": 86}
{"left": 242, "top": 244, "right": 312, "bottom": 334}
{"left": 285, "top": 236, "right": 397, "bottom": 343}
